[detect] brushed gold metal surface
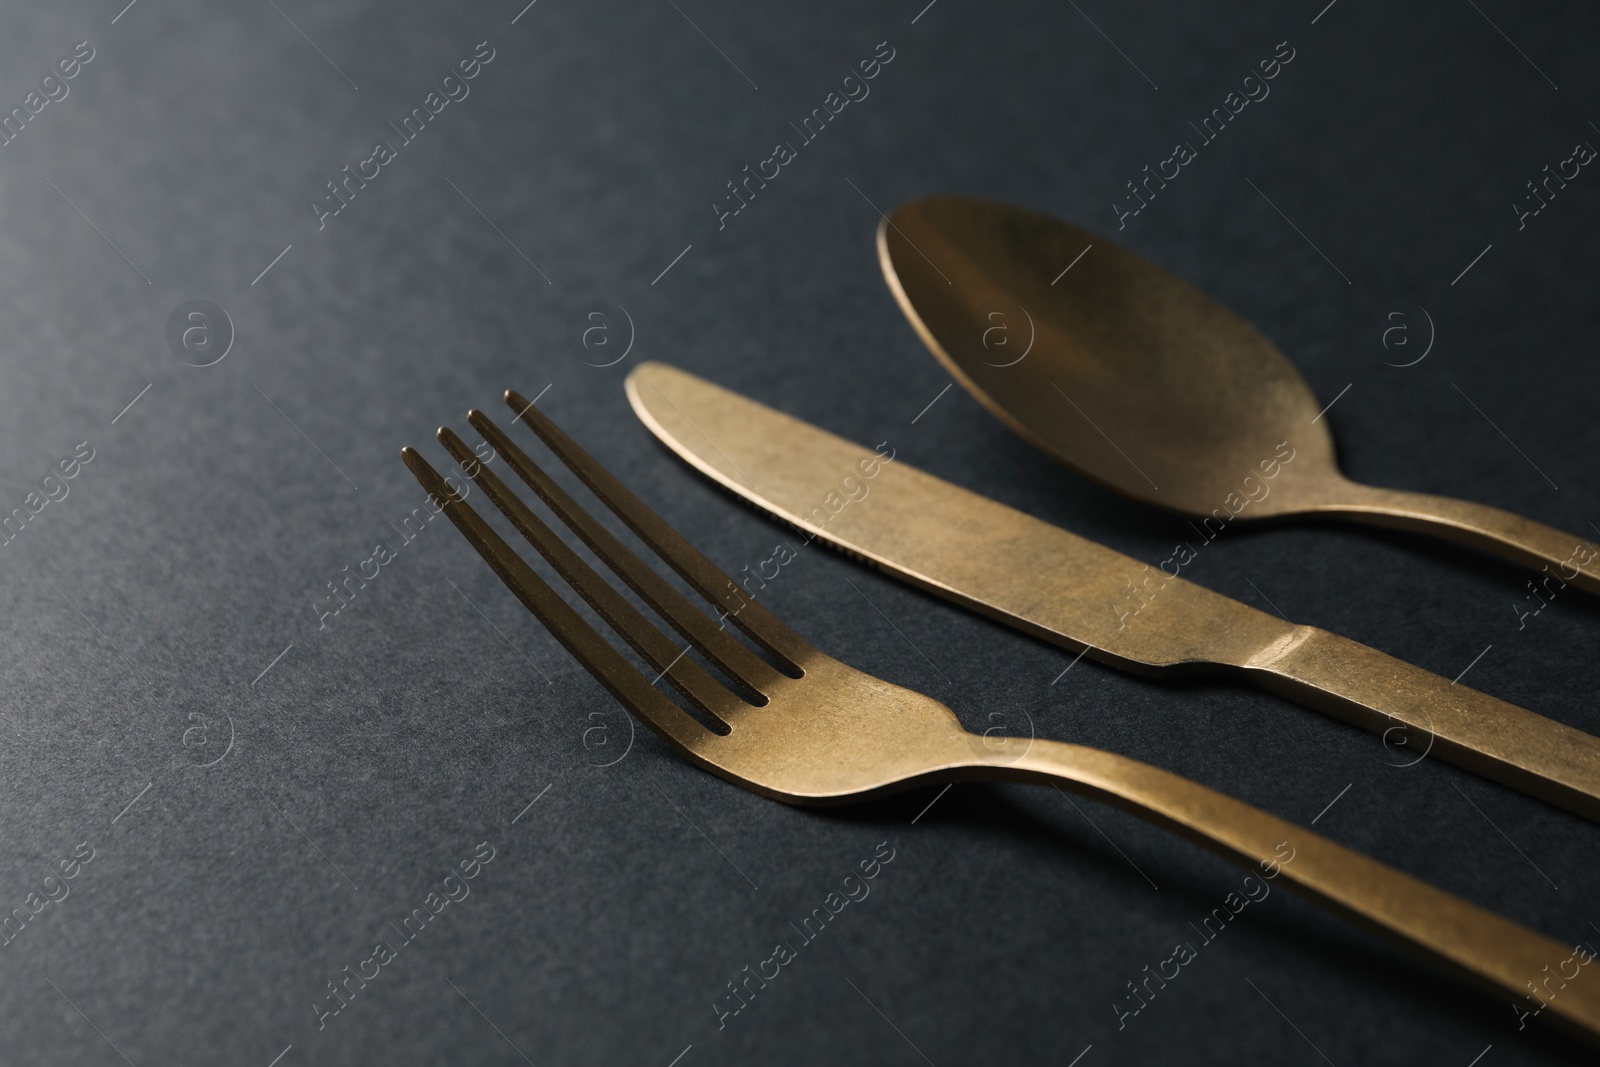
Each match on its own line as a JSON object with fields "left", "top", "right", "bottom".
{"left": 403, "top": 393, "right": 1600, "bottom": 1043}
{"left": 625, "top": 362, "right": 1600, "bottom": 823}
{"left": 877, "top": 194, "right": 1600, "bottom": 595}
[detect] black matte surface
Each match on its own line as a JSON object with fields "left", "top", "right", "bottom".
{"left": 2, "top": 1, "right": 1598, "bottom": 1063}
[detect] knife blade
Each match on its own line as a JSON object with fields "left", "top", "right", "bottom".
{"left": 625, "top": 361, "right": 1600, "bottom": 823}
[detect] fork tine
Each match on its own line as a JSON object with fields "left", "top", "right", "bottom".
{"left": 467, "top": 408, "right": 791, "bottom": 697}
{"left": 502, "top": 389, "right": 814, "bottom": 673}
{"left": 399, "top": 445, "right": 711, "bottom": 750}
{"left": 436, "top": 426, "right": 746, "bottom": 725}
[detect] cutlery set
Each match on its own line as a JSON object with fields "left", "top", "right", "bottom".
{"left": 404, "top": 198, "right": 1600, "bottom": 1040}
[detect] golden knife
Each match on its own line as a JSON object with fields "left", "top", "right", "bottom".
{"left": 626, "top": 361, "right": 1600, "bottom": 823}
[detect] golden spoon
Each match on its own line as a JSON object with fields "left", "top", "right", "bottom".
{"left": 879, "top": 195, "right": 1600, "bottom": 595}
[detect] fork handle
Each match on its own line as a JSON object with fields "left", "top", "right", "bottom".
{"left": 998, "top": 739, "right": 1600, "bottom": 1039}
{"left": 1325, "top": 482, "right": 1600, "bottom": 597}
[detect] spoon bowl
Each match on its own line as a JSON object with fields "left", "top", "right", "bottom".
{"left": 880, "top": 195, "right": 1600, "bottom": 593}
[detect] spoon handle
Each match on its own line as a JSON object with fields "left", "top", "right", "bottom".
{"left": 1243, "top": 626, "right": 1600, "bottom": 822}
{"left": 1323, "top": 484, "right": 1600, "bottom": 598}
{"left": 1004, "top": 739, "right": 1600, "bottom": 1040}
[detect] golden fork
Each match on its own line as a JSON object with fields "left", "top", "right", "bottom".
{"left": 402, "top": 391, "right": 1600, "bottom": 1042}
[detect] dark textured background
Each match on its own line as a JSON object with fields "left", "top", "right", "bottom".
{"left": 1, "top": 0, "right": 1598, "bottom": 1063}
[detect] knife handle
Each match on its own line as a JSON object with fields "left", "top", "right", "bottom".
{"left": 1242, "top": 626, "right": 1600, "bottom": 822}
{"left": 1000, "top": 739, "right": 1600, "bottom": 1040}
{"left": 1328, "top": 482, "right": 1600, "bottom": 598}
